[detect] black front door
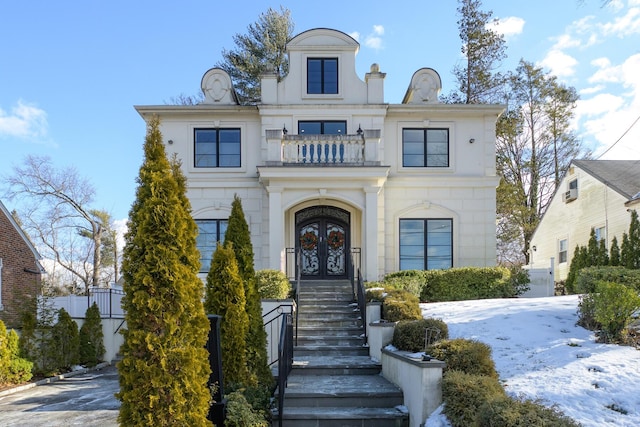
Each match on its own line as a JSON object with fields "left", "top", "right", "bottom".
{"left": 296, "top": 207, "right": 350, "bottom": 279}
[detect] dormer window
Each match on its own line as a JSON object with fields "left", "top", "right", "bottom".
{"left": 307, "top": 58, "right": 338, "bottom": 94}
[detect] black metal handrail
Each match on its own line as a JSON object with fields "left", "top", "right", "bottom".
{"left": 356, "top": 269, "right": 367, "bottom": 346}
{"left": 277, "top": 312, "right": 294, "bottom": 427}
{"left": 263, "top": 302, "right": 296, "bottom": 367}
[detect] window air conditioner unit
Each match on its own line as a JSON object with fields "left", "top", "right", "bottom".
{"left": 564, "top": 188, "right": 578, "bottom": 203}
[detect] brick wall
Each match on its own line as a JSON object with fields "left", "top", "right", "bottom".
{"left": 0, "top": 210, "right": 42, "bottom": 329}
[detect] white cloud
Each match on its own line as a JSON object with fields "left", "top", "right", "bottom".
{"left": 488, "top": 16, "right": 525, "bottom": 38}
{"left": 539, "top": 49, "right": 579, "bottom": 77}
{"left": 0, "top": 100, "right": 49, "bottom": 140}
{"left": 599, "top": 6, "right": 640, "bottom": 36}
{"left": 579, "top": 84, "right": 606, "bottom": 95}
{"left": 363, "top": 25, "right": 385, "bottom": 50}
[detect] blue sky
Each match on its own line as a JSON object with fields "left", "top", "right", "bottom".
{"left": 1, "top": 0, "right": 639, "bottom": 223}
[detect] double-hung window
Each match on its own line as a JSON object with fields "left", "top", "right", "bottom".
{"left": 559, "top": 239, "right": 568, "bottom": 264}
{"left": 402, "top": 128, "right": 449, "bottom": 167}
{"left": 307, "top": 58, "right": 338, "bottom": 94}
{"left": 195, "top": 219, "right": 228, "bottom": 272}
{"left": 194, "top": 128, "right": 241, "bottom": 168}
{"left": 399, "top": 219, "right": 453, "bottom": 270}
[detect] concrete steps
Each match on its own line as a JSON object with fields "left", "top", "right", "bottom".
{"left": 274, "top": 279, "right": 408, "bottom": 427}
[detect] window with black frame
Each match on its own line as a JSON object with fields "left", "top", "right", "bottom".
{"left": 307, "top": 58, "right": 338, "bottom": 94}
{"left": 196, "top": 219, "right": 228, "bottom": 272}
{"left": 194, "top": 128, "right": 241, "bottom": 168}
{"left": 399, "top": 218, "right": 453, "bottom": 270}
{"left": 402, "top": 128, "right": 449, "bottom": 167}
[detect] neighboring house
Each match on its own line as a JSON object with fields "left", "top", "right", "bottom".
{"left": 135, "top": 28, "right": 504, "bottom": 281}
{"left": 530, "top": 159, "right": 640, "bottom": 282}
{"left": 0, "top": 200, "right": 43, "bottom": 328}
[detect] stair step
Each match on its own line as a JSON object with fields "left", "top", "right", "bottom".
{"left": 292, "top": 356, "right": 381, "bottom": 375}
{"left": 275, "top": 407, "right": 409, "bottom": 427}
{"left": 294, "top": 346, "right": 369, "bottom": 357}
{"left": 283, "top": 374, "right": 404, "bottom": 408}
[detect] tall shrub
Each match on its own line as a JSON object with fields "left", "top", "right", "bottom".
{"left": 0, "top": 320, "right": 33, "bottom": 385}
{"left": 117, "top": 116, "right": 211, "bottom": 426}
{"left": 79, "top": 302, "right": 105, "bottom": 367}
{"left": 610, "top": 236, "right": 621, "bottom": 266}
{"left": 621, "top": 210, "right": 640, "bottom": 269}
{"left": 204, "top": 243, "right": 251, "bottom": 388}
{"left": 592, "top": 281, "right": 640, "bottom": 342}
{"left": 224, "top": 195, "right": 272, "bottom": 387}
{"left": 52, "top": 308, "right": 80, "bottom": 370}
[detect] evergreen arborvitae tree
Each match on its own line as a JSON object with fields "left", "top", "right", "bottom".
{"left": 224, "top": 195, "right": 272, "bottom": 388}
{"left": 628, "top": 210, "right": 640, "bottom": 269}
{"left": 586, "top": 228, "right": 599, "bottom": 266}
{"left": 79, "top": 302, "right": 105, "bottom": 367}
{"left": 597, "top": 239, "right": 609, "bottom": 266}
{"left": 620, "top": 232, "right": 633, "bottom": 269}
{"left": 117, "top": 116, "right": 212, "bottom": 426}
{"left": 609, "top": 236, "right": 620, "bottom": 266}
{"left": 566, "top": 245, "right": 588, "bottom": 293}
{"left": 204, "top": 242, "right": 250, "bottom": 388}
{"left": 52, "top": 308, "right": 80, "bottom": 370}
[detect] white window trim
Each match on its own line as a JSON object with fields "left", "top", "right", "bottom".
{"left": 558, "top": 239, "right": 568, "bottom": 264}
{"left": 301, "top": 53, "right": 344, "bottom": 101}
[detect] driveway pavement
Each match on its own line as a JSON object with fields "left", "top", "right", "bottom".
{"left": 0, "top": 364, "right": 119, "bottom": 427}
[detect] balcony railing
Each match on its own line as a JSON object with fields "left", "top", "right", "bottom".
{"left": 282, "top": 134, "right": 364, "bottom": 164}
{"left": 265, "top": 129, "right": 381, "bottom": 166}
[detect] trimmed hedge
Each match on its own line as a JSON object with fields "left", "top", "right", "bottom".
{"left": 442, "top": 370, "right": 505, "bottom": 427}
{"left": 391, "top": 318, "right": 448, "bottom": 352}
{"left": 575, "top": 266, "right": 640, "bottom": 294}
{"left": 421, "top": 267, "right": 514, "bottom": 302}
{"left": 427, "top": 338, "right": 498, "bottom": 378}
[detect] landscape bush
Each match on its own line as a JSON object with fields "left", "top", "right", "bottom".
{"left": 255, "top": 269, "right": 291, "bottom": 299}
{"left": 51, "top": 308, "right": 80, "bottom": 371}
{"left": 224, "top": 390, "right": 269, "bottom": 427}
{"left": 427, "top": 338, "right": 498, "bottom": 378}
{"left": 391, "top": 318, "right": 448, "bottom": 352}
{"left": 0, "top": 320, "right": 33, "bottom": 385}
{"left": 477, "top": 396, "right": 582, "bottom": 427}
{"left": 383, "top": 270, "right": 425, "bottom": 298}
{"left": 575, "top": 266, "right": 640, "bottom": 294}
{"left": 442, "top": 370, "right": 505, "bottom": 427}
{"left": 381, "top": 289, "right": 422, "bottom": 322}
{"left": 592, "top": 281, "right": 640, "bottom": 343}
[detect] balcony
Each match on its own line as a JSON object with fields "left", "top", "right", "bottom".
{"left": 265, "top": 129, "right": 381, "bottom": 166}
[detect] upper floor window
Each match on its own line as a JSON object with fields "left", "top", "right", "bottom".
{"left": 559, "top": 239, "right": 568, "bottom": 263}
{"left": 399, "top": 219, "right": 453, "bottom": 270}
{"left": 196, "top": 219, "right": 228, "bottom": 272}
{"left": 194, "top": 128, "right": 241, "bottom": 168}
{"left": 307, "top": 58, "right": 338, "bottom": 94}
{"left": 402, "top": 128, "right": 449, "bottom": 167}
{"left": 298, "top": 121, "right": 346, "bottom": 135}
{"left": 569, "top": 179, "right": 578, "bottom": 190}
{"left": 595, "top": 226, "right": 606, "bottom": 242}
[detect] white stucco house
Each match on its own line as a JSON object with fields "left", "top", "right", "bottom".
{"left": 529, "top": 159, "right": 640, "bottom": 282}
{"left": 135, "top": 28, "right": 504, "bottom": 282}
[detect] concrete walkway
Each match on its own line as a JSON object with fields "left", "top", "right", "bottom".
{"left": 0, "top": 364, "right": 119, "bottom": 427}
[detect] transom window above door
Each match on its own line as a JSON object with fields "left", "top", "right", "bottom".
{"left": 298, "top": 121, "right": 346, "bottom": 135}
{"left": 307, "top": 58, "right": 338, "bottom": 94}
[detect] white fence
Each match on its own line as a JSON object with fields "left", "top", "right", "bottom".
{"left": 522, "top": 258, "right": 555, "bottom": 298}
{"left": 48, "top": 288, "right": 124, "bottom": 319}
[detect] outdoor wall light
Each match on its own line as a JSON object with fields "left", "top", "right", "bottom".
{"left": 282, "top": 124, "right": 288, "bottom": 135}
{"left": 469, "top": 138, "right": 475, "bottom": 144}
{"left": 168, "top": 139, "right": 174, "bottom": 145}
{"left": 357, "top": 124, "right": 363, "bottom": 135}
{"left": 532, "top": 246, "right": 537, "bottom": 251}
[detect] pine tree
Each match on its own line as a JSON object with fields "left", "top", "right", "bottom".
{"left": 224, "top": 195, "right": 272, "bottom": 388}
{"left": 609, "top": 236, "right": 620, "bottom": 266}
{"left": 621, "top": 232, "right": 633, "bottom": 269}
{"left": 204, "top": 242, "right": 250, "bottom": 388}
{"left": 79, "top": 302, "right": 105, "bottom": 367}
{"left": 597, "top": 239, "right": 609, "bottom": 266}
{"left": 587, "top": 228, "right": 599, "bottom": 266}
{"left": 117, "top": 116, "right": 212, "bottom": 426}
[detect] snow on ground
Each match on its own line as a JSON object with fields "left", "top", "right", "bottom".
{"left": 421, "top": 295, "right": 640, "bottom": 427}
